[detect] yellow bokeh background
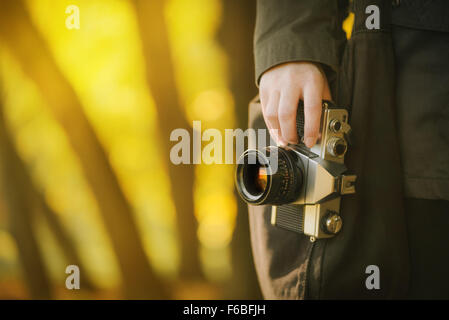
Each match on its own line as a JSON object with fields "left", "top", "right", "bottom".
{"left": 0, "top": 0, "right": 353, "bottom": 299}
{"left": 0, "top": 0, "right": 237, "bottom": 297}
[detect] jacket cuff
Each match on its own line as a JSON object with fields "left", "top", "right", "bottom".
{"left": 254, "top": 33, "right": 342, "bottom": 86}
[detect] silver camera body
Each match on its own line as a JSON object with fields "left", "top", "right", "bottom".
{"left": 271, "top": 102, "right": 356, "bottom": 240}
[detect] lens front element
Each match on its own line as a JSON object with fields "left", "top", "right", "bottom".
{"left": 235, "top": 147, "right": 303, "bottom": 205}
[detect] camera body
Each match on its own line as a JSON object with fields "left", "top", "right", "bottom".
{"left": 272, "top": 101, "right": 356, "bottom": 240}
{"left": 236, "top": 100, "right": 357, "bottom": 241}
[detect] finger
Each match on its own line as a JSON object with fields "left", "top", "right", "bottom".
{"left": 322, "top": 79, "right": 332, "bottom": 101}
{"left": 259, "top": 88, "right": 276, "bottom": 145}
{"left": 259, "top": 85, "right": 269, "bottom": 108}
{"left": 263, "top": 91, "right": 284, "bottom": 145}
{"left": 316, "top": 82, "right": 332, "bottom": 140}
{"left": 303, "top": 83, "right": 323, "bottom": 148}
{"left": 278, "top": 86, "right": 301, "bottom": 144}
{"left": 263, "top": 114, "right": 276, "bottom": 146}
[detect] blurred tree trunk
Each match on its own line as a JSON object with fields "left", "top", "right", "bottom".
{"left": 0, "top": 96, "right": 95, "bottom": 293}
{"left": 217, "top": 0, "right": 262, "bottom": 299}
{"left": 132, "top": 0, "right": 202, "bottom": 280}
{"left": 0, "top": 96, "right": 52, "bottom": 299}
{"left": 0, "top": 1, "right": 167, "bottom": 299}
{"left": 33, "top": 188, "right": 96, "bottom": 291}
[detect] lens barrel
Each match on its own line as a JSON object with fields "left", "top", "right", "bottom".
{"left": 235, "top": 147, "right": 303, "bottom": 205}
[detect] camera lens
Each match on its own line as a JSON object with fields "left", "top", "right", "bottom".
{"left": 254, "top": 166, "right": 268, "bottom": 192}
{"left": 235, "top": 147, "right": 303, "bottom": 205}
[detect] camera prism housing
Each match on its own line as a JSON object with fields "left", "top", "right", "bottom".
{"left": 235, "top": 100, "right": 357, "bottom": 240}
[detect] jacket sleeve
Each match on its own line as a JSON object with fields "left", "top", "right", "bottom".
{"left": 254, "top": 0, "right": 349, "bottom": 84}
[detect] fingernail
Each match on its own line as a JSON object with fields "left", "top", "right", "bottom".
{"left": 305, "top": 137, "right": 315, "bottom": 148}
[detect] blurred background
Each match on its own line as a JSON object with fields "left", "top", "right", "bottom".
{"left": 0, "top": 0, "right": 260, "bottom": 299}
{"left": 0, "top": 0, "right": 353, "bottom": 299}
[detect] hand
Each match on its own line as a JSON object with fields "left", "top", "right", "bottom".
{"left": 259, "top": 62, "right": 332, "bottom": 148}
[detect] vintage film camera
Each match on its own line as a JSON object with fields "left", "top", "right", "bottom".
{"left": 235, "top": 100, "right": 356, "bottom": 241}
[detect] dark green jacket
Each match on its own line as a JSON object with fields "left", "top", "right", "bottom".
{"left": 254, "top": 0, "right": 449, "bottom": 83}
{"left": 249, "top": 0, "right": 411, "bottom": 299}
{"left": 254, "top": 0, "right": 348, "bottom": 84}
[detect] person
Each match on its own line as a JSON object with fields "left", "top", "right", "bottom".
{"left": 250, "top": 0, "right": 449, "bottom": 299}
